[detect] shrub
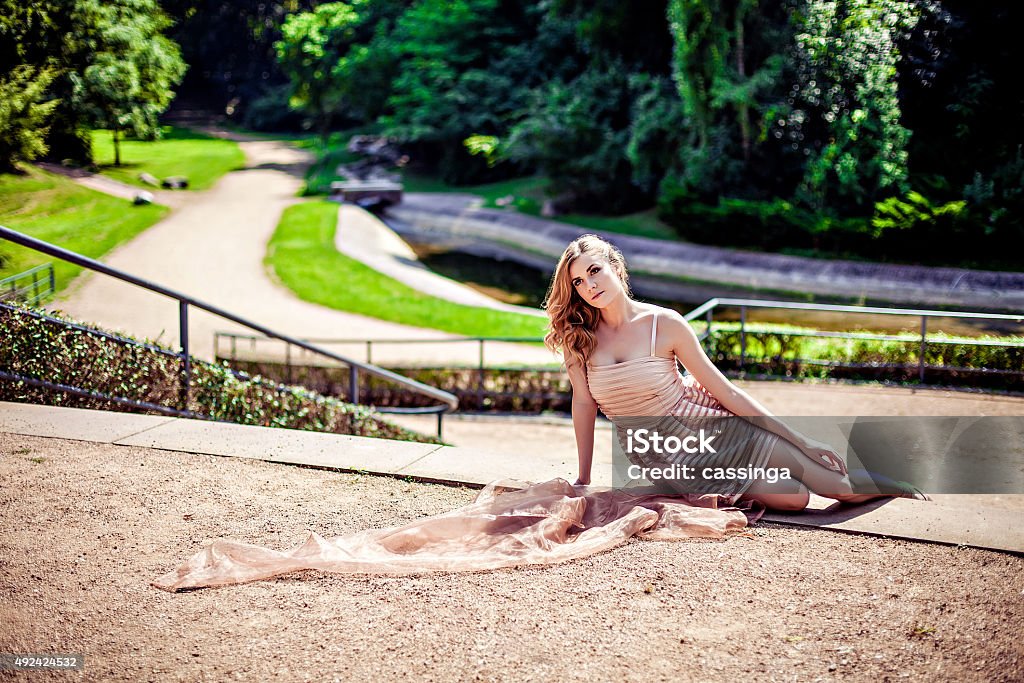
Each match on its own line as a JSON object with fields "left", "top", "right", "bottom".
{"left": 0, "top": 304, "right": 439, "bottom": 444}
{"left": 709, "top": 324, "right": 1024, "bottom": 390}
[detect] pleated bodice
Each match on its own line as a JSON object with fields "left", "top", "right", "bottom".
{"left": 584, "top": 312, "right": 778, "bottom": 496}
{"left": 587, "top": 355, "right": 731, "bottom": 420}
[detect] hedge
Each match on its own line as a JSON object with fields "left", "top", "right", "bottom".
{"left": 0, "top": 304, "right": 440, "bottom": 444}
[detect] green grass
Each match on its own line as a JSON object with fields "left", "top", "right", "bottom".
{"left": 266, "top": 201, "right": 549, "bottom": 338}
{"left": 302, "top": 139, "right": 363, "bottom": 196}
{"left": 0, "top": 166, "right": 168, "bottom": 293}
{"left": 90, "top": 126, "right": 245, "bottom": 191}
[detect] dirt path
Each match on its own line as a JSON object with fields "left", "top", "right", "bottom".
{"left": 54, "top": 135, "right": 557, "bottom": 367}
{"left": 1, "top": 431, "right": 1021, "bottom": 682}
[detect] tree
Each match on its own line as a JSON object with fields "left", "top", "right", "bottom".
{"left": 69, "top": 0, "right": 186, "bottom": 166}
{"left": 275, "top": 2, "right": 359, "bottom": 141}
{"left": 160, "top": 1, "right": 320, "bottom": 117}
{"left": 0, "top": 66, "right": 59, "bottom": 171}
{"left": 503, "top": 66, "right": 640, "bottom": 213}
{"left": 0, "top": 0, "right": 60, "bottom": 170}
{"left": 380, "top": 0, "right": 544, "bottom": 183}
{"left": 665, "top": 0, "right": 789, "bottom": 200}
{"left": 784, "top": 0, "right": 920, "bottom": 214}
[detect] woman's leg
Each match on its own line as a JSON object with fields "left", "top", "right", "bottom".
{"left": 760, "top": 438, "right": 893, "bottom": 504}
{"left": 741, "top": 476, "right": 810, "bottom": 511}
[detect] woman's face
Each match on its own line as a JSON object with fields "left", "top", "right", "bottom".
{"left": 567, "top": 251, "right": 625, "bottom": 309}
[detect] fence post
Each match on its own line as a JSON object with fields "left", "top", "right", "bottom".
{"left": 366, "top": 340, "right": 372, "bottom": 365}
{"left": 349, "top": 365, "right": 359, "bottom": 404}
{"left": 48, "top": 264, "right": 55, "bottom": 297}
{"left": 477, "top": 339, "right": 485, "bottom": 410}
{"left": 285, "top": 342, "right": 293, "bottom": 385}
{"left": 179, "top": 301, "right": 191, "bottom": 410}
{"left": 705, "top": 308, "right": 715, "bottom": 356}
{"left": 739, "top": 305, "right": 747, "bottom": 371}
{"left": 919, "top": 316, "right": 928, "bottom": 383}
{"left": 31, "top": 270, "right": 39, "bottom": 305}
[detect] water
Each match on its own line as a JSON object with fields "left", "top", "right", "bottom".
{"left": 406, "top": 242, "right": 1021, "bottom": 338}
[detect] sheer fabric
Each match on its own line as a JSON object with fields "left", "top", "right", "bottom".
{"left": 152, "top": 478, "right": 761, "bottom": 592}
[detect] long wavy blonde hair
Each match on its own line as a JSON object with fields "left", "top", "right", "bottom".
{"left": 543, "top": 234, "right": 631, "bottom": 370}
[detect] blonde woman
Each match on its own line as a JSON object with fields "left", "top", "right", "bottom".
{"left": 544, "top": 234, "right": 924, "bottom": 511}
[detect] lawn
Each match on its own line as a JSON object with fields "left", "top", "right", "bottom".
{"left": 90, "top": 126, "right": 245, "bottom": 191}
{"left": 0, "top": 166, "right": 168, "bottom": 294}
{"left": 265, "top": 201, "right": 549, "bottom": 338}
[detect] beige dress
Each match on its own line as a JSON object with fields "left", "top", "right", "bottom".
{"left": 152, "top": 479, "right": 759, "bottom": 592}
{"left": 151, "top": 315, "right": 765, "bottom": 592}
{"left": 587, "top": 312, "right": 778, "bottom": 497}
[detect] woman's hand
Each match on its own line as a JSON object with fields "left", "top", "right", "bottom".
{"left": 799, "top": 437, "right": 847, "bottom": 475}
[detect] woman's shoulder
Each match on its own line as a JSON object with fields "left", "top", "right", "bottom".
{"left": 640, "top": 303, "right": 695, "bottom": 340}
{"left": 638, "top": 302, "right": 687, "bottom": 325}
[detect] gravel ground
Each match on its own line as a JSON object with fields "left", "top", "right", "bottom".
{"left": 1, "top": 432, "right": 1021, "bottom": 682}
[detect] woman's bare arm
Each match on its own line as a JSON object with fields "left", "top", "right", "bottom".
{"left": 661, "top": 311, "right": 846, "bottom": 473}
{"left": 564, "top": 351, "right": 598, "bottom": 485}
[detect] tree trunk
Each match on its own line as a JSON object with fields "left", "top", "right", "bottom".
{"left": 113, "top": 127, "right": 121, "bottom": 166}
{"left": 735, "top": 10, "right": 751, "bottom": 162}
{"left": 319, "top": 112, "right": 333, "bottom": 146}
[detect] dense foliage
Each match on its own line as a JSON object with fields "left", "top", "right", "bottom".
{"left": 215, "top": 0, "right": 1020, "bottom": 265}
{"left": 0, "top": 0, "right": 186, "bottom": 166}
{"left": 709, "top": 324, "right": 1024, "bottom": 390}
{"left": 6, "top": 1, "right": 1022, "bottom": 265}
{"left": 0, "top": 304, "right": 439, "bottom": 443}
{"left": 0, "top": 66, "right": 58, "bottom": 172}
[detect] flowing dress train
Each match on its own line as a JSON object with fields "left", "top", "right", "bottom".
{"left": 152, "top": 479, "right": 759, "bottom": 592}
{"left": 152, "top": 313, "right": 770, "bottom": 592}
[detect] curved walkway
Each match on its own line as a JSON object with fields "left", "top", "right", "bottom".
{"left": 388, "top": 193, "right": 1024, "bottom": 310}
{"left": 334, "top": 204, "right": 545, "bottom": 317}
{"left": 53, "top": 134, "right": 558, "bottom": 367}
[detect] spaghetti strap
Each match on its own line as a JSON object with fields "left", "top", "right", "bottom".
{"left": 650, "top": 312, "right": 658, "bottom": 356}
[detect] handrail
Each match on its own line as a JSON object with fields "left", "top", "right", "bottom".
{"left": 212, "top": 296, "right": 1023, "bottom": 391}
{"left": 686, "top": 297, "right": 1024, "bottom": 321}
{"left": 682, "top": 297, "right": 1023, "bottom": 384}
{"left": 0, "top": 226, "right": 458, "bottom": 421}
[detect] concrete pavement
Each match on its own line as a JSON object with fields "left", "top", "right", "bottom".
{"left": 3, "top": 399, "right": 1022, "bottom": 554}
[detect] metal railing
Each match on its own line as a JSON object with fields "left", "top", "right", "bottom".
{"left": 683, "top": 297, "right": 1024, "bottom": 382}
{"left": 0, "top": 263, "right": 55, "bottom": 306}
{"left": 215, "top": 297, "right": 1024, "bottom": 390}
{"left": 214, "top": 332, "right": 552, "bottom": 407}
{"left": 0, "top": 226, "right": 457, "bottom": 436}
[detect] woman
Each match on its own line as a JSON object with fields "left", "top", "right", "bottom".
{"left": 544, "top": 234, "right": 921, "bottom": 511}
{"left": 153, "top": 235, "right": 921, "bottom": 592}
